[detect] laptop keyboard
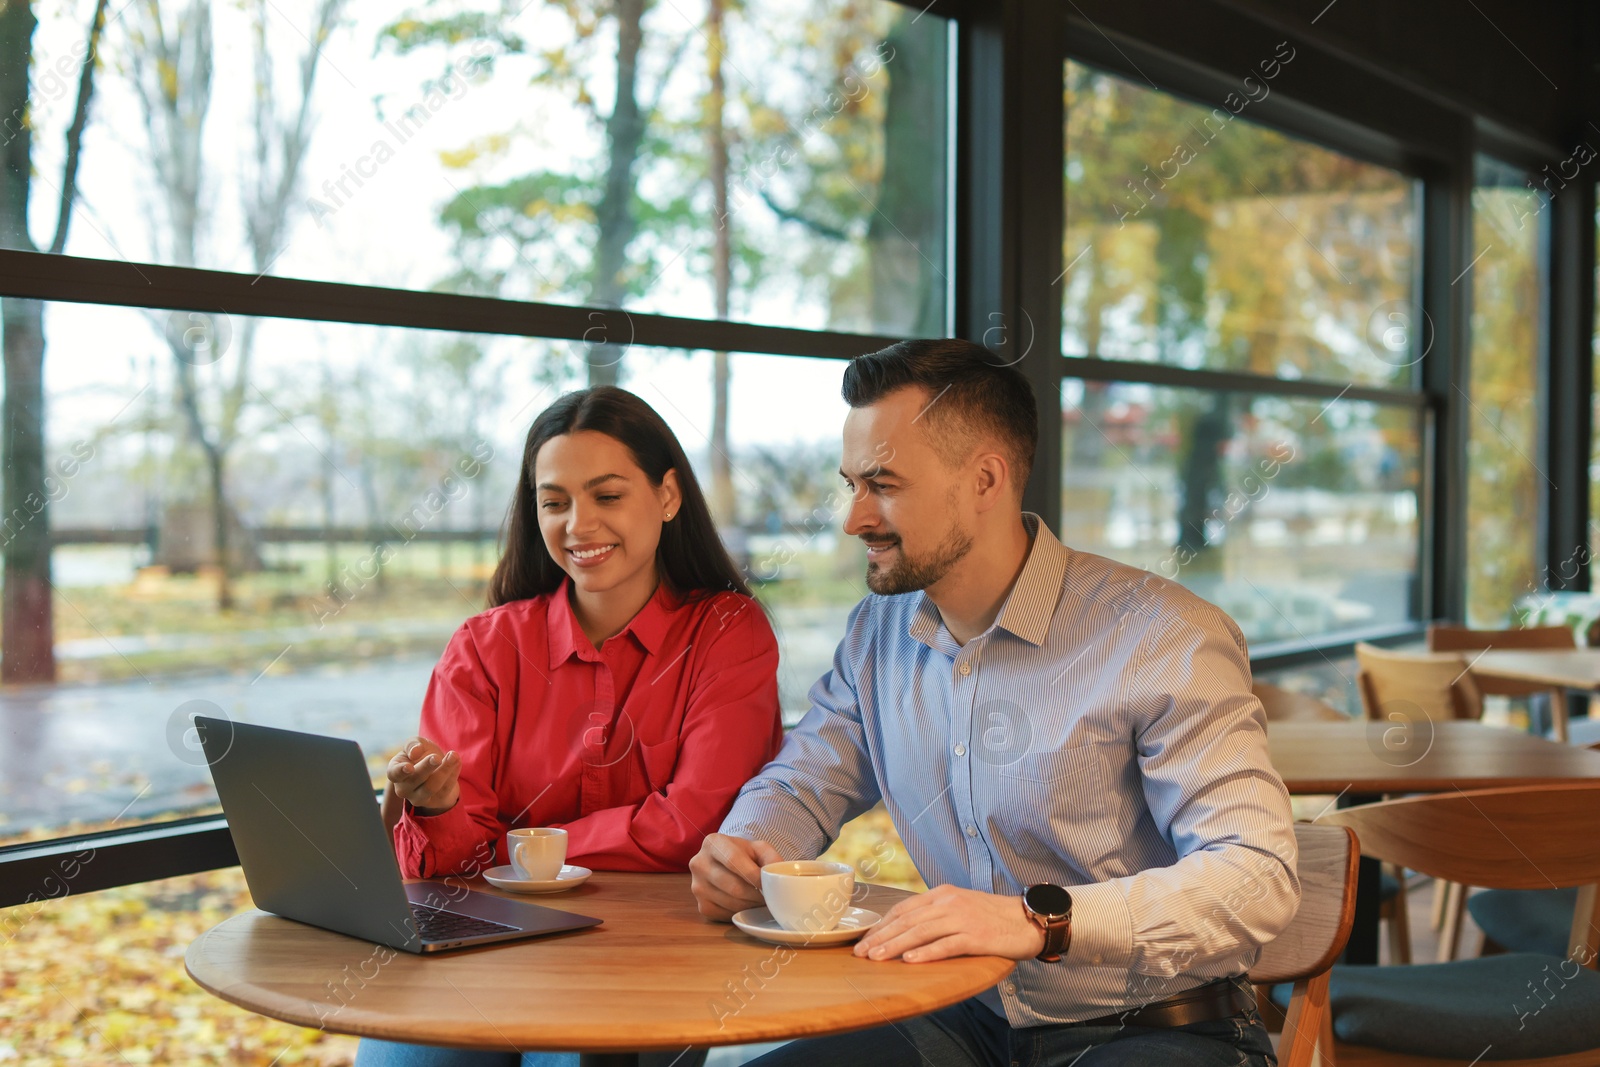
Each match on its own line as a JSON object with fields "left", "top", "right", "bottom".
{"left": 408, "top": 902, "right": 519, "bottom": 942}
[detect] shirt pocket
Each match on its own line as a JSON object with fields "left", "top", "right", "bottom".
{"left": 637, "top": 736, "right": 680, "bottom": 794}
{"left": 989, "top": 744, "right": 1114, "bottom": 869}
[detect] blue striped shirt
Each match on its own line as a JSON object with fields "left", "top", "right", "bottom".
{"left": 721, "top": 513, "right": 1301, "bottom": 1025}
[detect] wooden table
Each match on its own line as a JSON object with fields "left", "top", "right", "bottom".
{"left": 186, "top": 873, "right": 1013, "bottom": 1066}
{"left": 1266, "top": 719, "right": 1600, "bottom": 966}
{"left": 1266, "top": 719, "right": 1600, "bottom": 794}
{"left": 1469, "top": 648, "right": 1600, "bottom": 743}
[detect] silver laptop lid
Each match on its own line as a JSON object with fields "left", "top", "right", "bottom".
{"left": 196, "top": 716, "right": 425, "bottom": 952}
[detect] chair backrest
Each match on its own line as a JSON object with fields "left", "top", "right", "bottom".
{"left": 1354, "top": 641, "right": 1482, "bottom": 723}
{"left": 1320, "top": 784, "right": 1600, "bottom": 967}
{"left": 1249, "top": 823, "right": 1359, "bottom": 984}
{"left": 1426, "top": 623, "right": 1576, "bottom": 698}
{"left": 1252, "top": 682, "right": 1348, "bottom": 723}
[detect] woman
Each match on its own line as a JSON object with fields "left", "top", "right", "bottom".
{"left": 357, "top": 386, "right": 782, "bottom": 1067}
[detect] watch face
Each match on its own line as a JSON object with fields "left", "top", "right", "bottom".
{"left": 1026, "top": 883, "right": 1072, "bottom": 917}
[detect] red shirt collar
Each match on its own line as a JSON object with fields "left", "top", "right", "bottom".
{"left": 546, "top": 577, "right": 677, "bottom": 667}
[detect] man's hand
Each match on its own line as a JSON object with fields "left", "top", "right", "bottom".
{"left": 853, "top": 884, "right": 1046, "bottom": 963}
{"left": 386, "top": 736, "right": 461, "bottom": 816}
{"left": 689, "top": 833, "right": 783, "bottom": 921}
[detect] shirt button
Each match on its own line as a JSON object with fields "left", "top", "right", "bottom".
{"left": 959, "top": 663, "right": 971, "bottom": 676}
{"left": 1001, "top": 982, "right": 1017, "bottom": 996}
{"left": 953, "top": 742, "right": 967, "bottom": 757}
{"left": 964, "top": 824, "right": 978, "bottom": 837}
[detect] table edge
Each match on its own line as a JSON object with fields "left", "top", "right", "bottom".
{"left": 184, "top": 909, "right": 1016, "bottom": 1052}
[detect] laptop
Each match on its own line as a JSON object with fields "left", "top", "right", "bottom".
{"left": 196, "top": 716, "right": 603, "bottom": 953}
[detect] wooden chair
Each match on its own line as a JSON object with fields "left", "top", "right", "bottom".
{"left": 1353, "top": 642, "right": 1485, "bottom": 962}
{"left": 1253, "top": 681, "right": 1412, "bottom": 964}
{"left": 1250, "top": 822, "right": 1359, "bottom": 1067}
{"left": 1427, "top": 623, "right": 1577, "bottom": 743}
{"left": 1316, "top": 784, "right": 1600, "bottom": 1066}
{"left": 1467, "top": 741, "right": 1600, "bottom": 963}
{"left": 1353, "top": 642, "right": 1483, "bottom": 725}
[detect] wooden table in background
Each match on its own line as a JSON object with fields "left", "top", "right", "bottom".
{"left": 1266, "top": 719, "right": 1600, "bottom": 794}
{"left": 1469, "top": 648, "right": 1600, "bottom": 743}
{"left": 186, "top": 873, "right": 1013, "bottom": 1066}
{"left": 1266, "top": 719, "right": 1600, "bottom": 966}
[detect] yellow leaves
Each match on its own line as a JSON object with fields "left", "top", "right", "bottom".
{"left": 437, "top": 133, "right": 511, "bottom": 170}
{"left": 0, "top": 868, "right": 358, "bottom": 1065}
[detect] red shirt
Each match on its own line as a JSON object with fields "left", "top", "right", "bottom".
{"left": 395, "top": 580, "right": 782, "bottom": 876}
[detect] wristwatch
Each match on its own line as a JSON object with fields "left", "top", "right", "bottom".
{"left": 1022, "top": 883, "right": 1073, "bottom": 962}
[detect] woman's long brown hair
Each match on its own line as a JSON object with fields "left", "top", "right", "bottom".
{"left": 488, "top": 386, "right": 752, "bottom": 607}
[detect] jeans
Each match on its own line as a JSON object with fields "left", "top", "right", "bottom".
{"left": 741, "top": 992, "right": 1277, "bottom": 1067}
{"left": 353, "top": 1042, "right": 707, "bottom": 1067}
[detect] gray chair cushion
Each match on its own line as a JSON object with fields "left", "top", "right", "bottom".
{"left": 1275, "top": 954, "right": 1600, "bottom": 1060}
{"left": 1469, "top": 888, "right": 1578, "bottom": 958}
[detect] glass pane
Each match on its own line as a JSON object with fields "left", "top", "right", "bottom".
{"left": 1465, "top": 155, "right": 1545, "bottom": 626}
{"left": 1063, "top": 59, "right": 1421, "bottom": 387}
{"left": 5, "top": 299, "right": 859, "bottom": 844}
{"left": 1060, "top": 379, "right": 1422, "bottom": 645}
{"left": 16, "top": 0, "right": 947, "bottom": 343}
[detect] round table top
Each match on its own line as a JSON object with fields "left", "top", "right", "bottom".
{"left": 185, "top": 872, "right": 1014, "bottom": 1053}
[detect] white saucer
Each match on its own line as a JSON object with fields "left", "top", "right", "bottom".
{"left": 731, "top": 906, "right": 882, "bottom": 947}
{"left": 483, "top": 864, "right": 593, "bottom": 894}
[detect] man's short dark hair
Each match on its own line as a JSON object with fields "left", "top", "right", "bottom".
{"left": 841, "top": 339, "right": 1039, "bottom": 492}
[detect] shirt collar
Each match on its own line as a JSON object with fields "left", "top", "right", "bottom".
{"left": 546, "top": 577, "right": 676, "bottom": 667}
{"left": 908, "top": 512, "right": 1067, "bottom": 652}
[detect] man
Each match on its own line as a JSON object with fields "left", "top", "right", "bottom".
{"left": 689, "top": 339, "right": 1299, "bottom": 1066}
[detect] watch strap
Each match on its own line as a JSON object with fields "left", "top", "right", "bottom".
{"left": 1037, "top": 911, "right": 1070, "bottom": 962}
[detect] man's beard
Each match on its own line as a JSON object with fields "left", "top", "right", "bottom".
{"left": 863, "top": 522, "right": 974, "bottom": 595}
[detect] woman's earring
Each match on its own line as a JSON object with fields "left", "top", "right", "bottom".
{"left": 664, "top": 511, "right": 674, "bottom": 521}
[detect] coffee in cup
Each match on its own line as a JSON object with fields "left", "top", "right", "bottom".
{"left": 760, "top": 859, "right": 856, "bottom": 933}
{"left": 507, "top": 827, "right": 567, "bottom": 881}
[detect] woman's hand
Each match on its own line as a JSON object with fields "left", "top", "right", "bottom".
{"left": 386, "top": 736, "right": 462, "bottom": 816}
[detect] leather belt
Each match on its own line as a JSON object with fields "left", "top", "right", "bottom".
{"left": 1070, "top": 978, "right": 1254, "bottom": 1030}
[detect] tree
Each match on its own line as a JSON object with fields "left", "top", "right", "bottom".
{"left": 383, "top": 0, "right": 661, "bottom": 387}
{"left": 126, "top": 0, "right": 345, "bottom": 609}
{"left": 0, "top": 0, "right": 111, "bottom": 683}
{"left": 1062, "top": 60, "right": 1414, "bottom": 573}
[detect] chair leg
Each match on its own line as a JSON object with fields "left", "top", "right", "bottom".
{"left": 1385, "top": 866, "right": 1411, "bottom": 965}
{"left": 1430, "top": 878, "right": 1451, "bottom": 930}
{"left": 1437, "top": 880, "right": 1466, "bottom": 962}
{"left": 1279, "top": 973, "right": 1331, "bottom": 1067}
{"left": 1551, "top": 689, "right": 1570, "bottom": 744}
{"left": 1317, "top": 992, "right": 1335, "bottom": 1067}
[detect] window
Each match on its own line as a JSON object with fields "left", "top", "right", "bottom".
{"left": 1061, "top": 381, "right": 1421, "bottom": 645}
{"left": 1465, "top": 155, "right": 1546, "bottom": 626}
{"left": 18, "top": 0, "right": 948, "bottom": 338}
{"left": 0, "top": 0, "right": 947, "bottom": 858}
{"left": 1063, "top": 60, "right": 1420, "bottom": 387}
{"left": 1061, "top": 59, "right": 1426, "bottom": 647}
{"left": 11, "top": 303, "right": 865, "bottom": 847}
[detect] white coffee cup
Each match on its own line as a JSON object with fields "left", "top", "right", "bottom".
{"left": 760, "top": 859, "right": 857, "bottom": 933}
{"left": 507, "top": 827, "right": 568, "bottom": 881}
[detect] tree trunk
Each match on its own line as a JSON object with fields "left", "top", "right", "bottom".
{"left": 586, "top": 0, "right": 649, "bottom": 386}
{"left": 706, "top": 0, "right": 734, "bottom": 524}
{"left": 1, "top": 296, "right": 54, "bottom": 683}
{"left": 0, "top": 1, "right": 53, "bottom": 683}
{"left": 868, "top": 10, "right": 947, "bottom": 337}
